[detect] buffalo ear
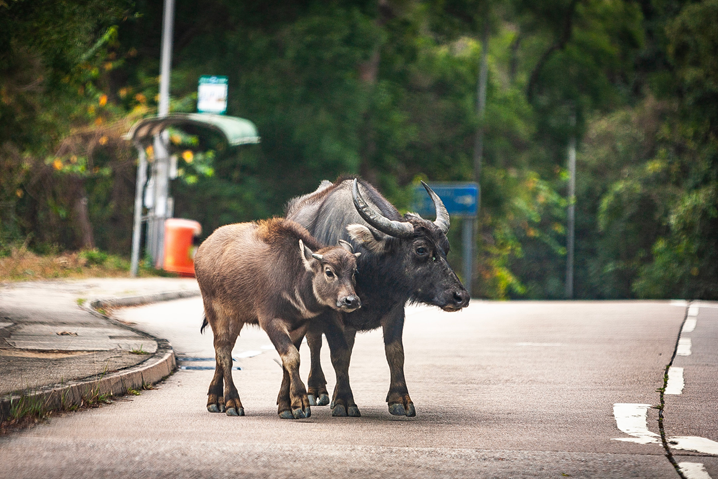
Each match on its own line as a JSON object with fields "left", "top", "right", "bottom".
{"left": 299, "top": 239, "right": 318, "bottom": 272}
{"left": 346, "top": 224, "right": 390, "bottom": 254}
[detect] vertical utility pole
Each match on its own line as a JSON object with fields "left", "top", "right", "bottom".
{"left": 473, "top": 21, "right": 489, "bottom": 183}
{"left": 565, "top": 109, "right": 577, "bottom": 299}
{"left": 148, "top": 0, "right": 175, "bottom": 268}
{"left": 468, "top": 21, "right": 489, "bottom": 297}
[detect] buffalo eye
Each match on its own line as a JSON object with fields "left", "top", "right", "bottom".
{"left": 415, "top": 246, "right": 429, "bottom": 257}
{"left": 325, "top": 268, "right": 335, "bottom": 279}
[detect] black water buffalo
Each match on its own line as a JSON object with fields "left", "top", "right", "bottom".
{"left": 285, "top": 177, "right": 470, "bottom": 417}
{"left": 195, "top": 218, "right": 360, "bottom": 419}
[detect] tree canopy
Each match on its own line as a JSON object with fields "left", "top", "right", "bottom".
{"left": 1, "top": 0, "right": 716, "bottom": 299}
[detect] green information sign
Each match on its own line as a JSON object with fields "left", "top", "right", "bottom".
{"left": 197, "top": 75, "right": 228, "bottom": 115}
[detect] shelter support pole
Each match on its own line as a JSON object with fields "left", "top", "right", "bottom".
{"left": 151, "top": 134, "right": 170, "bottom": 268}
{"left": 130, "top": 144, "right": 147, "bottom": 277}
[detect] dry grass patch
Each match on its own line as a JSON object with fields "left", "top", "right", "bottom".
{"left": 0, "top": 245, "right": 170, "bottom": 282}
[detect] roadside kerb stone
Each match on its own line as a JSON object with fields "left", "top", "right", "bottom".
{"left": 0, "top": 289, "right": 197, "bottom": 423}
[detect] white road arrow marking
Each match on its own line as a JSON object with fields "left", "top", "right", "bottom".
{"left": 613, "top": 403, "right": 718, "bottom": 455}
{"left": 612, "top": 403, "right": 660, "bottom": 444}
{"left": 679, "top": 462, "right": 712, "bottom": 479}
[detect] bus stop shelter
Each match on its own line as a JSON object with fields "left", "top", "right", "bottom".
{"left": 125, "top": 113, "right": 260, "bottom": 276}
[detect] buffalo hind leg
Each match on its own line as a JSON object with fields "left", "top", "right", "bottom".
{"left": 204, "top": 305, "right": 239, "bottom": 415}
{"left": 306, "top": 326, "right": 329, "bottom": 406}
{"left": 325, "top": 322, "right": 360, "bottom": 417}
{"left": 206, "top": 368, "right": 224, "bottom": 413}
{"left": 382, "top": 309, "right": 415, "bottom": 417}
{"left": 264, "top": 318, "right": 310, "bottom": 419}
{"left": 215, "top": 331, "right": 244, "bottom": 416}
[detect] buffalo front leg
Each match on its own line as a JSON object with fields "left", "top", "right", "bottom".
{"left": 382, "top": 307, "right": 415, "bottom": 417}
{"left": 276, "top": 326, "right": 311, "bottom": 419}
{"left": 264, "top": 318, "right": 310, "bottom": 419}
{"left": 324, "top": 320, "right": 360, "bottom": 417}
{"left": 306, "top": 325, "right": 329, "bottom": 406}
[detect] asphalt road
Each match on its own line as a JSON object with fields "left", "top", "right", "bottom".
{"left": 1, "top": 298, "right": 716, "bottom": 478}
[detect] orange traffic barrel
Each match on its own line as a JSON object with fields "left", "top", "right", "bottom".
{"left": 163, "top": 218, "right": 202, "bottom": 276}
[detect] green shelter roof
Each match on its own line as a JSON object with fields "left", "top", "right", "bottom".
{"left": 124, "top": 113, "right": 260, "bottom": 147}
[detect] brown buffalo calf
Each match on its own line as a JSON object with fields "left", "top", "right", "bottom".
{"left": 195, "top": 218, "right": 360, "bottom": 419}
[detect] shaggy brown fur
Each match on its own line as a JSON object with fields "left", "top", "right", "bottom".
{"left": 195, "top": 218, "right": 360, "bottom": 419}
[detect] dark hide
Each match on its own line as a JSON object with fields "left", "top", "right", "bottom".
{"left": 285, "top": 177, "right": 469, "bottom": 417}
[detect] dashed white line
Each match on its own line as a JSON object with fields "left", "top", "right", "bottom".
{"left": 677, "top": 337, "right": 692, "bottom": 356}
{"left": 665, "top": 367, "right": 684, "bottom": 395}
{"left": 683, "top": 318, "right": 697, "bottom": 333}
{"left": 688, "top": 304, "right": 700, "bottom": 317}
{"left": 679, "top": 462, "right": 712, "bottom": 479}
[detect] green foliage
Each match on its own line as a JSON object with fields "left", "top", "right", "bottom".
{"left": 2, "top": 0, "right": 717, "bottom": 299}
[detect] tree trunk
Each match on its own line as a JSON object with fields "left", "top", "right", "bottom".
{"left": 74, "top": 185, "right": 95, "bottom": 250}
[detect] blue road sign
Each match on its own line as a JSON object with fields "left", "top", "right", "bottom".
{"left": 413, "top": 182, "right": 479, "bottom": 218}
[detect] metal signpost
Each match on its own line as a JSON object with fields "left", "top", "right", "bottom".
{"left": 413, "top": 182, "right": 480, "bottom": 295}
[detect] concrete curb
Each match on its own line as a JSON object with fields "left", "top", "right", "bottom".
{"left": 0, "top": 289, "right": 200, "bottom": 423}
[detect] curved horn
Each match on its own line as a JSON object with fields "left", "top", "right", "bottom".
{"left": 352, "top": 179, "right": 413, "bottom": 238}
{"left": 421, "top": 181, "right": 450, "bottom": 233}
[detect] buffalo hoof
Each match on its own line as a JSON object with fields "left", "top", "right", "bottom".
{"left": 347, "top": 405, "right": 361, "bottom": 417}
{"left": 292, "top": 407, "right": 310, "bottom": 419}
{"left": 207, "top": 404, "right": 220, "bottom": 413}
{"left": 307, "top": 394, "right": 316, "bottom": 406}
{"left": 317, "top": 393, "right": 330, "bottom": 406}
{"left": 332, "top": 404, "right": 347, "bottom": 417}
{"left": 388, "top": 402, "right": 416, "bottom": 417}
{"left": 226, "top": 407, "right": 245, "bottom": 417}
{"left": 388, "top": 403, "right": 406, "bottom": 416}
{"left": 279, "top": 410, "right": 294, "bottom": 420}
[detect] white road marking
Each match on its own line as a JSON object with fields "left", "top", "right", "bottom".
{"left": 611, "top": 403, "right": 660, "bottom": 444}
{"left": 671, "top": 300, "right": 689, "bottom": 307}
{"left": 515, "top": 342, "right": 563, "bottom": 347}
{"left": 677, "top": 338, "right": 692, "bottom": 356}
{"left": 671, "top": 437, "right": 718, "bottom": 455}
{"left": 688, "top": 304, "right": 700, "bottom": 317}
{"left": 679, "top": 463, "right": 712, "bottom": 479}
{"left": 683, "top": 318, "right": 697, "bottom": 333}
{"left": 612, "top": 404, "right": 718, "bottom": 456}
{"left": 665, "top": 367, "right": 684, "bottom": 395}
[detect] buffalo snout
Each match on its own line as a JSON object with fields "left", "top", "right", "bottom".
{"left": 440, "top": 288, "right": 470, "bottom": 312}
{"left": 338, "top": 295, "right": 361, "bottom": 312}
